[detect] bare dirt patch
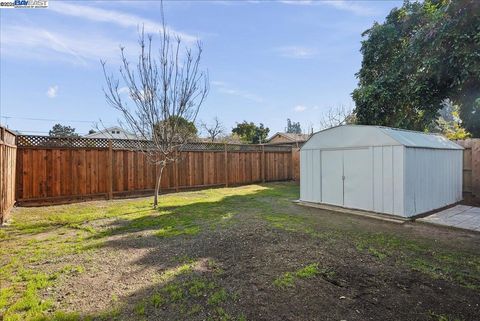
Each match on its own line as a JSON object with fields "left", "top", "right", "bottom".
{"left": 2, "top": 183, "right": 479, "bottom": 321}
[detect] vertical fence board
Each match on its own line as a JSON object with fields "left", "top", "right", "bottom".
{"left": 1, "top": 127, "right": 17, "bottom": 223}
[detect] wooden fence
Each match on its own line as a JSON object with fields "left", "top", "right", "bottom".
{"left": 15, "top": 136, "right": 294, "bottom": 206}
{"left": 0, "top": 127, "right": 17, "bottom": 223}
{"left": 7, "top": 134, "right": 478, "bottom": 210}
{"left": 456, "top": 139, "right": 480, "bottom": 204}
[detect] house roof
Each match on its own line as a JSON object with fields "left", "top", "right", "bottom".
{"left": 302, "top": 125, "right": 462, "bottom": 150}
{"left": 84, "top": 126, "right": 138, "bottom": 140}
{"left": 267, "top": 132, "right": 310, "bottom": 143}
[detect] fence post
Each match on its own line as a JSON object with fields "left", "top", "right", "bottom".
{"left": 291, "top": 146, "right": 295, "bottom": 180}
{"left": 106, "top": 139, "right": 113, "bottom": 200}
{"left": 473, "top": 140, "right": 480, "bottom": 199}
{"left": 262, "top": 145, "right": 265, "bottom": 183}
{"left": 174, "top": 148, "right": 179, "bottom": 192}
{"left": 0, "top": 127, "right": 4, "bottom": 223}
{"left": 224, "top": 143, "right": 228, "bottom": 187}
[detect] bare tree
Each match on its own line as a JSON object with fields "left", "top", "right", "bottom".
{"left": 218, "top": 133, "right": 242, "bottom": 144}
{"left": 101, "top": 11, "right": 208, "bottom": 208}
{"left": 318, "top": 105, "right": 356, "bottom": 130}
{"left": 201, "top": 117, "right": 224, "bottom": 142}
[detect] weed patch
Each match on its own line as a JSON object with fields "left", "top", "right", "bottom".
{"left": 274, "top": 263, "right": 325, "bottom": 288}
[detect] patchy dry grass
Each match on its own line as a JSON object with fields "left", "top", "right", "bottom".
{"left": 1, "top": 182, "right": 479, "bottom": 321}
{"left": 262, "top": 211, "right": 480, "bottom": 290}
{"left": 0, "top": 185, "right": 268, "bottom": 321}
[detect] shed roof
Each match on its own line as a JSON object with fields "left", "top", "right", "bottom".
{"left": 301, "top": 125, "right": 462, "bottom": 150}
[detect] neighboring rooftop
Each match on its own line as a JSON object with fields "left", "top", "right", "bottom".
{"left": 266, "top": 132, "right": 311, "bottom": 144}
{"left": 84, "top": 126, "right": 138, "bottom": 140}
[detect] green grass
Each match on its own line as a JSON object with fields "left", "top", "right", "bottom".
{"left": 428, "top": 311, "right": 464, "bottom": 321}
{"left": 0, "top": 184, "right": 279, "bottom": 320}
{"left": 352, "top": 232, "right": 480, "bottom": 289}
{"left": 189, "top": 279, "right": 214, "bottom": 297}
{"left": 1, "top": 182, "right": 479, "bottom": 320}
{"left": 1, "top": 184, "right": 277, "bottom": 321}
{"left": 207, "top": 289, "right": 228, "bottom": 306}
{"left": 274, "top": 263, "right": 323, "bottom": 288}
{"left": 273, "top": 272, "right": 296, "bottom": 288}
{"left": 296, "top": 263, "right": 321, "bottom": 278}
{"left": 140, "top": 276, "right": 241, "bottom": 320}
{"left": 134, "top": 300, "right": 146, "bottom": 316}
{"left": 263, "top": 212, "right": 480, "bottom": 290}
{"left": 151, "top": 293, "right": 164, "bottom": 308}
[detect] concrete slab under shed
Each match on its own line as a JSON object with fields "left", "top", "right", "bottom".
{"left": 418, "top": 205, "right": 480, "bottom": 232}
{"left": 295, "top": 200, "right": 408, "bottom": 224}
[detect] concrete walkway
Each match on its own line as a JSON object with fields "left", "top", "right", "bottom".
{"left": 418, "top": 205, "right": 480, "bottom": 232}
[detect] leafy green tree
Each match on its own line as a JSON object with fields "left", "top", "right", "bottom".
{"left": 232, "top": 121, "right": 270, "bottom": 144}
{"left": 49, "top": 124, "right": 80, "bottom": 137}
{"left": 352, "top": 0, "right": 480, "bottom": 136}
{"left": 285, "top": 119, "right": 302, "bottom": 134}
{"left": 154, "top": 116, "right": 198, "bottom": 141}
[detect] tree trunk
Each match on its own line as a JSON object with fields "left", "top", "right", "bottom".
{"left": 153, "top": 164, "right": 165, "bottom": 208}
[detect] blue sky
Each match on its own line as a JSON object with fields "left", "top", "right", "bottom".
{"left": 0, "top": 0, "right": 402, "bottom": 136}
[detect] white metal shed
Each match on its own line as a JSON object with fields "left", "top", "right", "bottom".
{"left": 300, "top": 125, "right": 463, "bottom": 218}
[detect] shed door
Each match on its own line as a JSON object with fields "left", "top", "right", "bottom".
{"left": 343, "top": 148, "right": 373, "bottom": 211}
{"left": 321, "top": 150, "right": 343, "bottom": 206}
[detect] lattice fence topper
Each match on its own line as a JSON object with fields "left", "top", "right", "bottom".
{"left": 17, "top": 135, "right": 110, "bottom": 148}
{"left": 16, "top": 135, "right": 292, "bottom": 152}
{"left": 111, "top": 139, "right": 155, "bottom": 150}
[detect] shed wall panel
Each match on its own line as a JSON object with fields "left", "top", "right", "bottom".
{"left": 300, "top": 151, "right": 307, "bottom": 201}
{"left": 312, "top": 150, "right": 321, "bottom": 202}
{"left": 392, "top": 146, "right": 404, "bottom": 216}
{"left": 372, "top": 146, "right": 404, "bottom": 216}
{"left": 373, "top": 147, "right": 383, "bottom": 213}
{"left": 382, "top": 146, "right": 394, "bottom": 215}
{"left": 404, "top": 148, "right": 462, "bottom": 216}
{"left": 300, "top": 150, "right": 321, "bottom": 202}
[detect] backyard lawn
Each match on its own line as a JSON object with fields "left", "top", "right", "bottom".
{"left": 1, "top": 182, "right": 479, "bottom": 321}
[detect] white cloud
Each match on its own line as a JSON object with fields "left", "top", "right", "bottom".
{"left": 1, "top": 25, "right": 136, "bottom": 65}
{"left": 49, "top": 2, "right": 198, "bottom": 43}
{"left": 323, "top": 0, "right": 376, "bottom": 16}
{"left": 118, "top": 87, "right": 130, "bottom": 95}
{"left": 276, "top": 46, "right": 317, "bottom": 59}
{"left": 212, "top": 81, "right": 263, "bottom": 103}
{"left": 294, "top": 105, "right": 307, "bottom": 112}
{"left": 280, "top": 0, "right": 314, "bottom": 4}
{"left": 280, "top": 0, "right": 376, "bottom": 16}
{"left": 46, "top": 85, "right": 59, "bottom": 98}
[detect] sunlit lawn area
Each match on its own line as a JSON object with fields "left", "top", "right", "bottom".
{"left": 1, "top": 182, "right": 479, "bottom": 321}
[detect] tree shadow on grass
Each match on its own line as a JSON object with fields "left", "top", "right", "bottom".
{"left": 50, "top": 183, "right": 303, "bottom": 320}
{"left": 86, "top": 184, "right": 290, "bottom": 240}
{"left": 9, "top": 182, "right": 480, "bottom": 321}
